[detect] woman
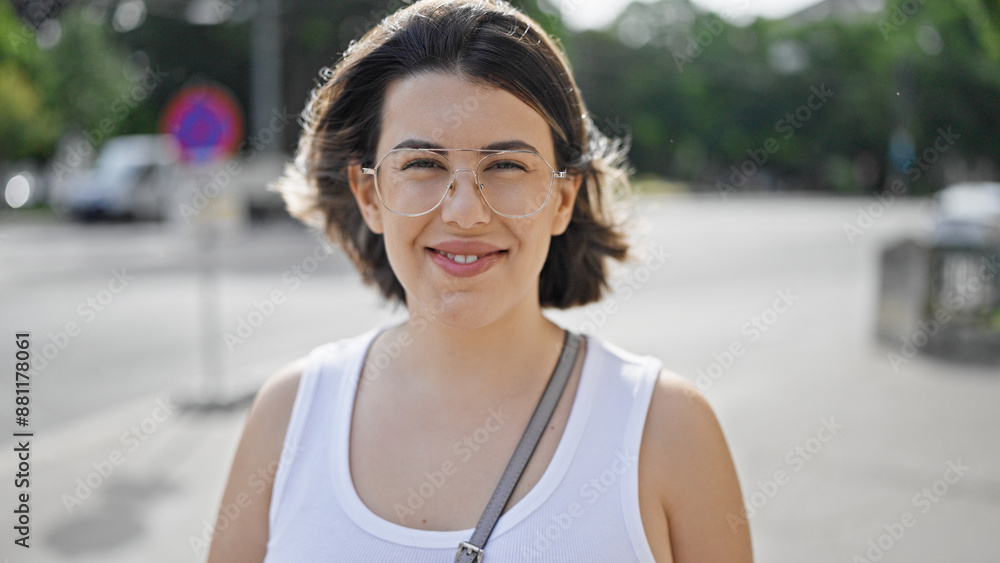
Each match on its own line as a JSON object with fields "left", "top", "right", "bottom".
{"left": 207, "top": 1, "right": 753, "bottom": 561}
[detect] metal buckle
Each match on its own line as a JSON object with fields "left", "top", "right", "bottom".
{"left": 455, "top": 541, "right": 483, "bottom": 563}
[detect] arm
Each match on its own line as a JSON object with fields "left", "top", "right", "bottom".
{"left": 206, "top": 359, "right": 306, "bottom": 563}
{"left": 639, "top": 369, "right": 753, "bottom": 562}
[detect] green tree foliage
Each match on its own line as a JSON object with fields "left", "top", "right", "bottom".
{"left": 956, "top": 0, "right": 1000, "bottom": 61}
{"left": 563, "top": 0, "right": 1000, "bottom": 194}
{"left": 0, "top": 1, "right": 61, "bottom": 160}
{"left": 0, "top": 2, "right": 134, "bottom": 161}
{"left": 5, "top": 0, "right": 998, "bottom": 196}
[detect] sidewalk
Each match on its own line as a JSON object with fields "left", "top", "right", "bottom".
{"left": 2, "top": 387, "right": 252, "bottom": 563}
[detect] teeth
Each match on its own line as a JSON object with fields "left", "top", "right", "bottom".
{"left": 436, "top": 250, "right": 482, "bottom": 264}
{"left": 448, "top": 253, "right": 479, "bottom": 264}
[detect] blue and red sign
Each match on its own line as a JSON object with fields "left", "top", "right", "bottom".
{"left": 160, "top": 84, "right": 244, "bottom": 163}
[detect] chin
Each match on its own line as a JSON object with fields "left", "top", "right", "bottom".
{"left": 409, "top": 291, "right": 499, "bottom": 330}
{"left": 407, "top": 282, "right": 542, "bottom": 332}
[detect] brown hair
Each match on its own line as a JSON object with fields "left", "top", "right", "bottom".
{"left": 274, "top": 0, "right": 631, "bottom": 308}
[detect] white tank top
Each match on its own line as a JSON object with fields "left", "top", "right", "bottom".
{"left": 264, "top": 326, "right": 662, "bottom": 562}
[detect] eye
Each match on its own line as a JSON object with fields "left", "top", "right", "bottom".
{"left": 401, "top": 158, "right": 446, "bottom": 171}
{"left": 485, "top": 159, "right": 529, "bottom": 172}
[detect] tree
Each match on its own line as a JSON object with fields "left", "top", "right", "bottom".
{"left": 0, "top": 1, "right": 134, "bottom": 161}
{"left": 0, "top": 0, "right": 61, "bottom": 160}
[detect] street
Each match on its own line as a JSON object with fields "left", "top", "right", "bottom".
{"left": 0, "top": 193, "right": 997, "bottom": 562}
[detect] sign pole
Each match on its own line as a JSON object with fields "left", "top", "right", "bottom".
{"left": 161, "top": 83, "right": 252, "bottom": 412}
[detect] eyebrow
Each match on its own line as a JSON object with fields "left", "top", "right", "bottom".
{"left": 390, "top": 139, "right": 541, "bottom": 152}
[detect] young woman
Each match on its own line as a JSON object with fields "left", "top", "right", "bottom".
{"left": 207, "top": 1, "right": 753, "bottom": 561}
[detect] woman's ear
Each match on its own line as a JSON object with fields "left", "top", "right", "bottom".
{"left": 348, "top": 162, "right": 385, "bottom": 234}
{"left": 550, "top": 172, "right": 583, "bottom": 236}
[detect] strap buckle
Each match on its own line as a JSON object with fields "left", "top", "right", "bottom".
{"left": 456, "top": 541, "right": 484, "bottom": 563}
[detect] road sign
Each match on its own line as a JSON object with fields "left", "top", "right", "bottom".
{"left": 160, "top": 84, "right": 244, "bottom": 164}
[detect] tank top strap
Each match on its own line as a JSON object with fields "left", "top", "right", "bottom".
{"left": 268, "top": 327, "right": 382, "bottom": 532}
{"left": 614, "top": 343, "right": 663, "bottom": 560}
{"left": 504, "top": 336, "right": 663, "bottom": 562}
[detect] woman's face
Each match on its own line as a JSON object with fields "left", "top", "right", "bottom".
{"left": 349, "top": 72, "right": 581, "bottom": 329}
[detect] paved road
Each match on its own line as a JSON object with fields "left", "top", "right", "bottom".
{"left": 0, "top": 194, "right": 997, "bottom": 562}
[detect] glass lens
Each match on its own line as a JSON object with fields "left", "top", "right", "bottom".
{"left": 373, "top": 149, "right": 555, "bottom": 217}
{"left": 375, "top": 149, "right": 451, "bottom": 215}
{"left": 478, "top": 151, "right": 553, "bottom": 217}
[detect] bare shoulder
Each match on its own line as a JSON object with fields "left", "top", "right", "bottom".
{"left": 234, "top": 356, "right": 308, "bottom": 467}
{"left": 639, "top": 369, "right": 754, "bottom": 562}
{"left": 248, "top": 357, "right": 308, "bottom": 437}
{"left": 206, "top": 357, "right": 307, "bottom": 563}
{"left": 644, "top": 369, "right": 724, "bottom": 452}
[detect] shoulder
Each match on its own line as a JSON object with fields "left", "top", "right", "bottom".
{"left": 206, "top": 358, "right": 307, "bottom": 563}
{"left": 249, "top": 357, "right": 308, "bottom": 434}
{"left": 641, "top": 369, "right": 731, "bottom": 476}
{"left": 238, "top": 356, "right": 311, "bottom": 478}
{"left": 639, "top": 368, "right": 753, "bottom": 561}
{"left": 233, "top": 359, "right": 309, "bottom": 493}
{"left": 588, "top": 338, "right": 735, "bottom": 500}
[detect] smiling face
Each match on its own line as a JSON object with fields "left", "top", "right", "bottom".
{"left": 349, "top": 72, "right": 581, "bottom": 329}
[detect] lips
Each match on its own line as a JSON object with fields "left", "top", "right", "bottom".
{"left": 426, "top": 240, "right": 507, "bottom": 278}
{"left": 428, "top": 241, "right": 506, "bottom": 263}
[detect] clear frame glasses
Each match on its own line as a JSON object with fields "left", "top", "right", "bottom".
{"left": 361, "top": 148, "right": 567, "bottom": 218}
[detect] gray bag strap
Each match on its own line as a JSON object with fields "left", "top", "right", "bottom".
{"left": 455, "top": 330, "right": 583, "bottom": 563}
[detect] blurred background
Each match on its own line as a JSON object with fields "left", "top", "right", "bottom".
{"left": 1, "top": 0, "right": 998, "bottom": 561}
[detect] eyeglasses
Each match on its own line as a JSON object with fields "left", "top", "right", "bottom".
{"left": 361, "top": 148, "right": 567, "bottom": 218}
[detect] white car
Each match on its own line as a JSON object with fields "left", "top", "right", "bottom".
{"left": 55, "top": 135, "right": 181, "bottom": 221}
{"left": 932, "top": 182, "right": 1000, "bottom": 247}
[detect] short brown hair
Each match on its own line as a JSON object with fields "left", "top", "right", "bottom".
{"left": 274, "top": 0, "right": 631, "bottom": 308}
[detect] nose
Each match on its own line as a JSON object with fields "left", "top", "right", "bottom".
{"left": 440, "top": 168, "right": 491, "bottom": 227}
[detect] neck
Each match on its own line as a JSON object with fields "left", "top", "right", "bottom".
{"left": 389, "top": 300, "right": 566, "bottom": 398}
